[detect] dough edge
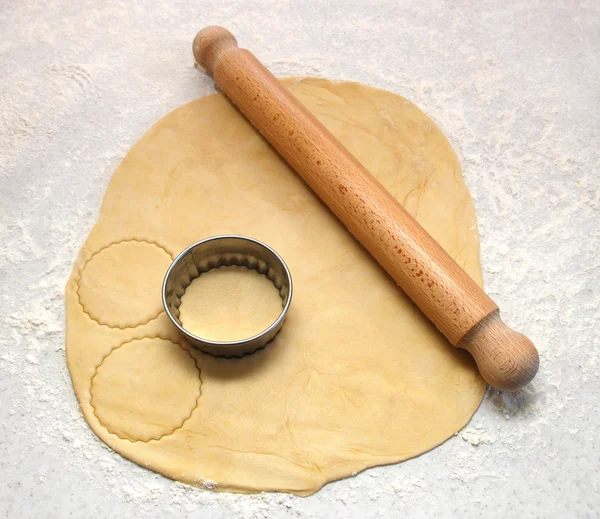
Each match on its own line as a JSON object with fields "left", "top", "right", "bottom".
{"left": 65, "top": 77, "right": 485, "bottom": 496}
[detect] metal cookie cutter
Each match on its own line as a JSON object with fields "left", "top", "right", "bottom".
{"left": 163, "top": 235, "right": 293, "bottom": 357}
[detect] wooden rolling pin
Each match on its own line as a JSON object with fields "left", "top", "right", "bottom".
{"left": 192, "top": 26, "right": 539, "bottom": 391}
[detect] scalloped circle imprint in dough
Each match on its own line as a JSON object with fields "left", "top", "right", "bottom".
{"left": 90, "top": 337, "right": 201, "bottom": 442}
{"left": 179, "top": 266, "right": 285, "bottom": 341}
{"left": 78, "top": 240, "right": 173, "bottom": 328}
{"left": 65, "top": 78, "right": 485, "bottom": 496}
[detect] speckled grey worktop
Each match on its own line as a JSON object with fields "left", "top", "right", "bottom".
{"left": 1, "top": 1, "right": 598, "bottom": 517}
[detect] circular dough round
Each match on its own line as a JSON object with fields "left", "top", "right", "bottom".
{"left": 77, "top": 240, "right": 173, "bottom": 328}
{"left": 90, "top": 337, "right": 201, "bottom": 442}
{"left": 179, "top": 266, "right": 284, "bottom": 342}
{"left": 65, "top": 78, "right": 485, "bottom": 496}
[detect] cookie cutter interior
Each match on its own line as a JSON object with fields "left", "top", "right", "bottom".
{"left": 163, "top": 235, "right": 293, "bottom": 357}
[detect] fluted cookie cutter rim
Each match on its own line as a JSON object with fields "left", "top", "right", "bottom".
{"left": 162, "top": 235, "right": 293, "bottom": 358}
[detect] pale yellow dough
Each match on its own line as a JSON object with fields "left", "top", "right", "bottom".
{"left": 179, "top": 266, "right": 284, "bottom": 341}
{"left": 65, "top": 78, "right": 485, "bottom": 496}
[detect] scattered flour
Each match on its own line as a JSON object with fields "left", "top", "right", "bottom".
{"left": 1, "top": 0, "right": 599, "bottom": 517}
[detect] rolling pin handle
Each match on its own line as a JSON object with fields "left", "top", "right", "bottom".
{"left": 459, "top": 312, "right": 539, "bottom": 391}
{"left": 193, "top": 26, "right": 238, "bottom": 73}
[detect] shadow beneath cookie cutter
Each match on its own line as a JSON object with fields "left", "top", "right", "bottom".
{"left": 186, "top": 320, "right": 290, "bottom": 381}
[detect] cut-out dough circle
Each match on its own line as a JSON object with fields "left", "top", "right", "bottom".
{"left": 90, "top": 337, "right": 201, "bottom": 442}
{"left": 78, "top": 240, "right": 173, "bottom": 328}
{"left": 179, "top": 266, "right": 285, "bottom": 342}
{"left": 65, "top": 78, "right": 485, "bottom": 496}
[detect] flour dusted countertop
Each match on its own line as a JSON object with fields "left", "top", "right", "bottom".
{"left": 1, "top": 1, "right": 598, "bottom": 517}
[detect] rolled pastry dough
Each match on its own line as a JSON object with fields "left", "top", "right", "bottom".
{"left": 179, "top": 266, "right": 285, "bottom": 341}
{"left": 65, "top": 78, "right": 485, "bottom": 496}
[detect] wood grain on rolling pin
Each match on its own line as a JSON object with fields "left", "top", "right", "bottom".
{"left": 193, "top": 26, "right": 539, "bottom": 391}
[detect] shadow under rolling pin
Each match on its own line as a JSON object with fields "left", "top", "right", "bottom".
{"left": 192, "top": 26, "right": 539, "bottom": 392}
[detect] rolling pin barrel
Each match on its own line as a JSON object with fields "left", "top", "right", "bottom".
{"left": 193, "top": 26, "right": 539, "bottom": 391}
